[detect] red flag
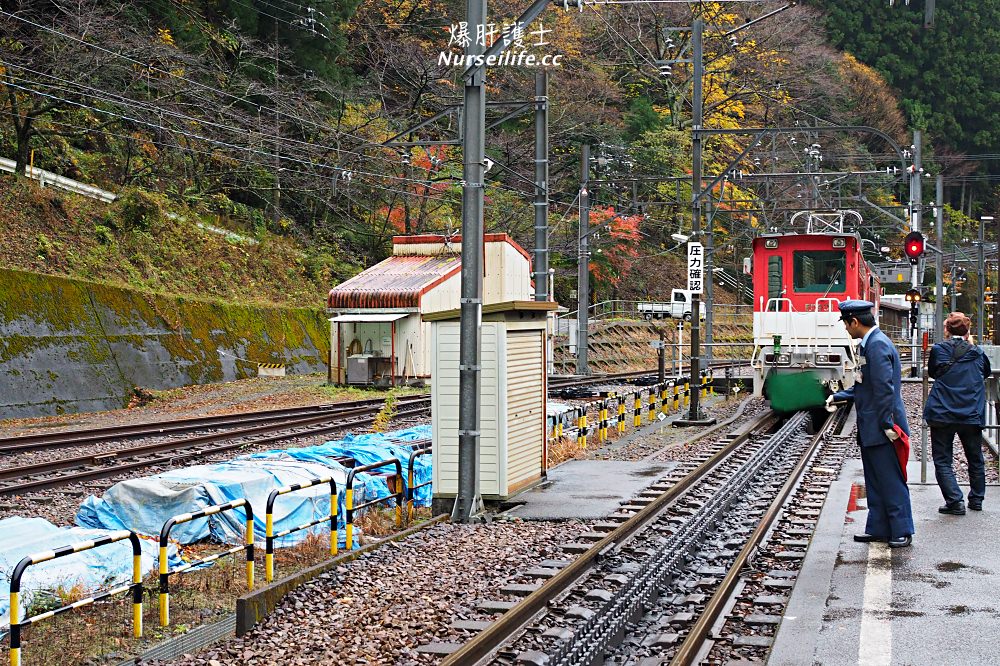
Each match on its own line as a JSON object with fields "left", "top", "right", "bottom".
{"left": 893, "top": 424, "right": 910, "bottom": 482}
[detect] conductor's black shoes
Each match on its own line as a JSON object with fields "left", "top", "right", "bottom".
{"left": 888, "top": 535, "right": 912, "bottom": 548}
{"left": 939, "top": 502, "right": 966, "bottom": 515}
{"left": 853, "top": 534, "right": 887, "bottom": 543}
{"left": 969, "top": 502, "right": 983, "bottom": 511}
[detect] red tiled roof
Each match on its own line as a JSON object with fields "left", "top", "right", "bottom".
{"left": 392, "top": 233, "right": 531, "bottom": 263}
{"left": 327, "top": 254, "right": 461, "bottom": 309}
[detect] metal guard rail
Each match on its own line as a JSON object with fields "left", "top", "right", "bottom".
{"left": 345, "top": 458, "right": 404, "bottom": 550}
{"left": 9, "top": 530, "right": 142, "bottom": 666}
{"left": 265, "top": 477, "right": 338, "bottom": 583}
{"left": 551, "top": 375, "right": 715, "bottom": 447}
{"left": 406, "top": 448, "right": 432, "bottom": 523}
{"left": 158, "top": 498, "right": 254, "bottom": 626}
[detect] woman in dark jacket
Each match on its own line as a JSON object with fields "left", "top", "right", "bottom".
{"left": 924, "top": 313, "right": 992, "bottom": 515}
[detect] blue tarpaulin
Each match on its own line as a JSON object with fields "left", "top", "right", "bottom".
{"left": 0, "top": 426, "right": 432, "bottom": 634}
{"left": 76, "top": 425, "right": 433, "bottom": 546}
{"left": 0, "top": 517, "right": 168, "bottom": 631}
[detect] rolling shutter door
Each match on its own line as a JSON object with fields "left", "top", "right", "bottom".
{"left": 506, "top": 330, "right": 544, "bottom": 491}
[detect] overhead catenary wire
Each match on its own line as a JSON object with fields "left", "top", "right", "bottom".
{"left": 0, "top": 10, "right": 394, "bottom": 156}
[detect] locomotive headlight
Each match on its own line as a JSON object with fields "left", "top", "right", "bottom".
{"left": 832, "top": 238, "right": 846, "bottom": 248}
{"left": 816, "top": 354, "right": 829, "bottom": 363}
{"left": 765, "top": 238, "right": 778, "bottom": 249}
{"left": 777, "top": 353, "right": 790, "bottom": 364}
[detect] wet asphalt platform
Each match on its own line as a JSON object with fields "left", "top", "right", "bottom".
{"left": 770, "top": 457, "right": 1000, "bottom": 666}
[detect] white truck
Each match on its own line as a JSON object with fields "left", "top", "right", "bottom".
{"left": 638, "top": 289, "right": 704, "bottom": 321}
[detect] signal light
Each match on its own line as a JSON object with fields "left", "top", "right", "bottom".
{"left": 905, "top": 288, "right": 922, "bottom": 303}
{"left": 903, "top": 231, "right": 925, "bottom": 265}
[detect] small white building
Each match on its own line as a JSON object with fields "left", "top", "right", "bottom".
{"left": 426, "top": 301, "right": 556, "bottom": 505}
{"left": 326, "top": 234, "right": 533, "bottom": 385}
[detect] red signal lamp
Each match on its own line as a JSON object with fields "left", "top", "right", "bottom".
{"left": 903, "top": 231, "right": 925, "bottom": 265}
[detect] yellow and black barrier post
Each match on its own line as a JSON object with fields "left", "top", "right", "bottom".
{"left": 345, "top": 458, "right": 405, "bottom": 550}
{"left": 661, "top": 384, "right": 669, "bottom": 414}
{"left": 617, "top": 396, "right": 626, "bottom": 434}
{"left": 9, "top": 530, "right": 143, "bottom": 666}
{"left": 265, "top": 477, "right": 338, "bottom": 583}
{"left": 673, "top": 382, "right": 680, "bottom": 410}
{"left": 648, "top": 388, "right": 656, "bottom": 423}
{"left": 633, "top": 393, "right": 642, "bottom": 428}
{"left": 598, "top": 398, "right": 608, "bottom": 444}
{"left": 159, "top": 498, "right": 254, "bottom": 626}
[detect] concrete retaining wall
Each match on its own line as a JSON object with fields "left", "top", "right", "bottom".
{"left": 0, "top": 269, "right": 329, "bottom": 418}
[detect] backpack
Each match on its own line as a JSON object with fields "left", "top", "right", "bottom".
{"left": 937, "top": 339, "right": 973, "bottom": 377}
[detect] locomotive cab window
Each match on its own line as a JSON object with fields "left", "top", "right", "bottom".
{"left": 793, "top": 250, "right": 846, "bottom": 293}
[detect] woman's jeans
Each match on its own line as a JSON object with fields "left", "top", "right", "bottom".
{"left": 929, "top": 422, "right": 986, "bottom": 506}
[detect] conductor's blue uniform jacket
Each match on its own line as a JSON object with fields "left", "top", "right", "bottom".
{"left": 923, "top": 339, "right": 992, "bottom": 426}
{"left": 834, "top": 325, "right": 914, "bottom": 538}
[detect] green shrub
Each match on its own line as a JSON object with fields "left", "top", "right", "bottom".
{"left": 94, "top": 224, "right": 114, "bottom": 245}
{"left": 109, "top": 188, "right": 162, "bottom": 231}
{"left": 36, "top": 233, "right": 54, "bottom": 259}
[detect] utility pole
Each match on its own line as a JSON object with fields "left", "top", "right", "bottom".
{"left": 678, "top": 18, "right": 713, "bottom": 426}
{"left": 704, "top": 199, "right": 714, "bottom": 366}
{"left": 273, "top": 23, "right": 281, "bottom": 225}
{"left": 935, "top": 174, "right": 944, "bottom": 342}
{"left": 577, "top": 144, "right": 591, "bottom": 375}
{"left": 951, "top": 256, "right": 959, "bottom": 312}
{"left": 453, "top": 0, "right": 487, "bottom": 524}
{"left": 533, "top": 71, "right": 549, "bottom": 302}
{"left": 980, "top": 216, "right": 989, "bottom": 344}
{"left": 909, "top": 130, "right": 922, "bottom": 377}
{"left": 995, "top": 214, "right": 1000, "bottom": 345}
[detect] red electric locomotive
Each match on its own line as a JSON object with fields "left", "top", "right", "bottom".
{"left": 749, "top": 211, "right": 881, "bottom": 411}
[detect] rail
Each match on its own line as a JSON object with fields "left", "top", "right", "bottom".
{"left": 9, "top": 530, "right": 142, "bottom": 666}
{"left": 159, "top": 499, "right": 254, "bottom": 626}
{"left": 670, "top": 408, "right": 841, "bottom": 664}
{"left": 439, "top": 409, "right": 780, "bottom": 665}
{"left": 265, "top": 477, "right": 339, "bottom": 583}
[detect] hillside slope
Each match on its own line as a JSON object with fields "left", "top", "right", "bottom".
{"left": 0, "top": 177, "right": 355, "bottom": 307}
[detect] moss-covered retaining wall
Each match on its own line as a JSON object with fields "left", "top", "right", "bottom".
{"left": 0, "top": 269, "right": 329, "bottom": 418}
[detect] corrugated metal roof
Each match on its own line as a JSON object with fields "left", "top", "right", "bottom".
{"left": 327, "top": 254, "right": 461, "bottom": 309}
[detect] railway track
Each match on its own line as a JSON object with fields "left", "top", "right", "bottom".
{"left": 0, "top": 396, "right": 420, "bottom": 455}
{"left": 437, "top": 405, "right": 843, "bottom": 666}
{"left": 0, "top": 397, "right": 432, "bottom": 496}
{"left": 548, "top": 361, "right": 748, "bottom": 391}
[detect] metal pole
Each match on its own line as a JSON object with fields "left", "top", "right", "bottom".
{"left": 935, "top": 174, "right": 944, "bottom": 342}
{"left": 979, "top": 216, "right": 986, "bottom": 344}
{"left": 684, "top": 18, "right": 708, "bottom": 423}
{"left": 910, "top": 130, "right": 921, "bottom": 377}
{"left": 952, "top": 255, "right": 959, "bottom": 312}
{"left": 995, "top": 215, "right": 1000, "bottom": 345}
{"left": 533, "top": 71, "right": 549, "bottom": 302}
{"left": 658, "top": 331, "right": 666, "bottom": 385}
{"left": 704, "top": 199, "right": 714, "bottom": 366}
{"left": 453, "top": 0, "right": 487, "bottom": 523}
{"left": 577, "top": 144, "right": 591, "bottom": 376}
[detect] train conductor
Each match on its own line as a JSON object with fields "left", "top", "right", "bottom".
{"left": 826, "top": 299, "right": 914, "bottom": 548}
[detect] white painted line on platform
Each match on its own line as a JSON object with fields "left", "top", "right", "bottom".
{"left": 858, "top": 543, "right": 892, "bottom": 666}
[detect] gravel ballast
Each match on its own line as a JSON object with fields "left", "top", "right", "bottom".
{"left": 152, "top": 519, "right": 584, "bottom": 666}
